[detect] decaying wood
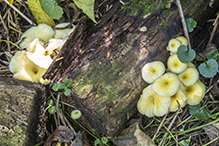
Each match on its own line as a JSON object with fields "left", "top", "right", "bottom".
{"left": 43, "top": 0, "right": 219, "bottom": 138}
{"left": 0, "top": 77, "right": 46, "bottom": 145}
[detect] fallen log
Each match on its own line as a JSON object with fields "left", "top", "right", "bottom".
{"left": 43, "top": 0, "right": 219, "bottom": 138}
{"left": 0, "top": 77, "right": 46, "bottom": 145}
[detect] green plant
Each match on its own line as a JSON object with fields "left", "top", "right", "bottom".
{"left": 189, "top": 103, "right": 211, "bottom": 120}
{"left": 52, "top": 78, "right": 73, "bottom": 96}
{"left": 186, "top": 18, "right": 197, "bottom": 33}
{"left": 94, "top": 137, "right": 109, "bottom": 146}
{"left": 177, "top": 18, "right": 219, "bottom": 78}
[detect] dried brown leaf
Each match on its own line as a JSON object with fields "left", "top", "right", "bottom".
{"left": 44, "top": 125, "right": 75, "bottom": 146}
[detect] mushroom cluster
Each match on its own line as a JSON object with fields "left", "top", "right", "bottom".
{"left": 138, "top": 36, "right": 205, "bottom": 117}
{"left": 9, "top": 23, "right": 75, "bottom": 84}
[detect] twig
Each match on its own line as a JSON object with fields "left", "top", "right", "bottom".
{"left": 208, "top": 14, "right": 219, "bottom": 43}
{"left": 176, "top": 0, "right": 191, "bottom": 50}
{"left": 0, "top": 12, "right": 10, "bottom": 52}
{"left": 152, "top": 113, "right": 168, "bottom": 141}
{"left": 3, "top": 0, "right": 35, "bottom": 26}
{"left": 159, "top": 101, "right": 182, "bottom": 146}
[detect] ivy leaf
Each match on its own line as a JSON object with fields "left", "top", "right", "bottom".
{"left": 177, "top": 45, "right": 196, "bottom": 63}
{"left": 47, "top": 99, "right": 54, "bottom": 106}
{"left": 64, "top": 78, "right": 73, "bottom": 87}
{"left": 101, "top": 137, "right": 108, "bottom": 144}
{"left": 39, "top": 0, "right": 64, "bottom": 19}
{"left": 48, "top": 106, "right": 57, "bottom": 114}
{"left": 64, "top": 88, "right": 72, "bottom": 96}
{"left": 73, "top": 0, "right": 97, "bottom": 23}
{"left": 206, "top": 50, "right": 218, "bottom": 60}
{"left": 186, "top": 18, "right": 197, "bottom": 33}
{"left": 59, "top": 83, "right": 67, "bottom": 90}
{"left": 199, "top": 59, "right": 218, "bottom": 78}
{"left": 189, "top": 104, "right": 211, "bottom": 120}
{"left": 179, "top": 137, "right": 191, "bottom": 146}
{"left": 27, "top": 0, "right": 55, "bottom": 26}
{"left": 52, "top": 83, "right": 60, "bottom": 91}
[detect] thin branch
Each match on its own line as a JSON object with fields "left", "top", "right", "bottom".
{"left": 176, "top": 0, "right": 191, "bottom": 50}
{"left": 4, "top": 0, "right": 35, "bottom": 26}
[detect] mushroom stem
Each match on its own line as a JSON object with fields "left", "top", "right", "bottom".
{"left": 176, "top": 0, "right": 191, "bottom": 50}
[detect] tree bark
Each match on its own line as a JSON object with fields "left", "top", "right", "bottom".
{"left": 43, "top": 0, "right": 219, "bottom": 138}
{"left": 0, "top": 77, "right": 46, "bottom": 146}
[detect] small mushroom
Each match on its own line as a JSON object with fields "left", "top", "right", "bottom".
{"left": 71, "top": 109, "right": 82, "bottom": 119}
{"left": 26, "top": 38, "right": 53, "bottom": 69}
{"left": 176, "top": 36, "right": 188, "bottom": 46}
{"left": 44, "top": 39, "right": 65, "bottom": 56}
{"left": 178, "top": 67, "right": 199, "bottom": 86}
{"left": 167, "top": 54, "right": 187, "bottom": 73}
{"left": 169, "top": 88, "right": 187, "bottom": 112}
{"left": 152, "top": 72, "right": 180, "bottom": 96}
{"left": 183, "top": 80, "right": 205, "bottom": 105}
{"left": 9, "top": 51, "right": 47, "bottom": 82}
{"left": 137, "top": 85, "right": 171, "bottom": 117}
{"left": 168, "top": 38, "right": 181, "bottom": 53}
{"left": 20, "top": 24, "right": 54, "bottom": 48}
{"left": 54, "top": 23, "right": 76, "bottom": 40}
{"left": 141, "top": 61, "right": 165, "bottom": 84}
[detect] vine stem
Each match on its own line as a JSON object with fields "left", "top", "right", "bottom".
{"left": 176, "top": 0, "right": 191, "bottom": 50}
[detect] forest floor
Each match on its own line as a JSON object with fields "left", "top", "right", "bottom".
{"left": 1, "top": 0, "right": 219, "bottom": 146}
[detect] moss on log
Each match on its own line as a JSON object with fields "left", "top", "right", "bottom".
{"left": 0, "top": 77, "right": 46, "bottom": 145}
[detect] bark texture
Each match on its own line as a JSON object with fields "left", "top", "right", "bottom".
{"left": 43, "top": 0, "right": 219, "bottom": 138}
{"left": 0, "top": 77, "right": 46, "bottom": 145}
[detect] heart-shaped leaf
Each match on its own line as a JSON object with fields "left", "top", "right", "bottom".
{"left": 64, "top": 88, "right": 72, "bottom": 96}
{"left": 198, "top": 59, "right": 218, "bottom": 78}
{"left": 189, "top": 104, "right": 211, "bottom": 120}
{"left": 39, "top": 0, "right": 64, "bottom": 19}
{"left": 186, "top": 18, "right": 197, "bottom": 33}
{"left": 206, "top": 50, "right": 218, "bottom": 60}
{"left": 64, "top": 78, "right": 73, "bottom": 87}
{"left": 177, "top": 45, "right": 196, "bottom": 63}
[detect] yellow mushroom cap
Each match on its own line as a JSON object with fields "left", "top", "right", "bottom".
{"left": 187, "top": 62, "right": 196, "bottom": 68}
{"left": 71, "top": 109, "right": 82, "bottom": 119}
{"left": 20, "top": 24, "right": 54, "bottom": 48}
{"left": 167, "top": 54, "right": 187, "bottom": 73}
{"left": 141, "top": 61, "right": 165, "bottom": 84}
{"left": 169, "top": 88, "right": 187, "bottom": 112}
{"left": 9, "top": 51, "right": 47, "bottom": 82}
{"left": 176, "top": 36, "right": 188, "bottom": 46}
{"left": 26, "top": 38, "right": 53, "bottom": 69}
{"left": 168, "top": 38, "right": 181, "bottom": 53}
{"left": 152, "top": 72, "right": 180, "bottom": 96}
{"left": 137, "top": 85, "right": 171, "bottom": 117}
{"left": 184, "top": 80, "right": 205, "bottom": 105}
{"left": 54, "top": 23, "right": 76, "bottom": 40}
{"left": 44, "top": 39, "right": 65, "bottom": 55}
{"left": 178, "top": 67, "right": 199, "bottom": 86}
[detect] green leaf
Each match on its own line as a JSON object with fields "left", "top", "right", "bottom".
{"left": 47, "top": 99, "right": 54, "bottom": 106}
{"left": 177, "top": 45, "right": 196, "bottom": 63}
{"left": 94, "top": 139, "right": 101, "bottom": 146}
{"left": 27, "top": 0, "right": 55, "bottom": 26}
{"left": 52, "top": 83, "right": 60, "bottom": 91}
{"left": 189, "top": 104, "right": 211, "bottom": 120}
{"left": 64, "top": 78, "right": 73, "bottom": 87}
{"left": 179, "top": 136, "right": 191, "bottom": 146}
{"left": 101, "top": 137, "right": 108, "bottom": 144}
{"left": 73, "top": 0, "right": 97, "bottom": 23}
{"left": 48, "top": 106, "right": 57, "bottom": 114}
{"left": 64, "top": 88, "right": 72, "bottom": 96}
{"left": 198, "top": 59, "right": 218, "bottom": 78}
{"left": 39, "top": 0, "right": 64, "bottom": 19}
{"left": 186, "top": 18, "right": 197, "bottom": 33}
{"left": 206, "top": 50, "right": 218, "bottom": 60}
{"left": 58, "top": 83, "right": 67, "bottom": 90}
